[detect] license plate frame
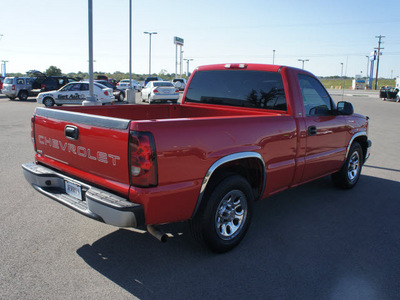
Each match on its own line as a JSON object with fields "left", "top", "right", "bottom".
{"left": 65, "top": 180, "right": 83, "bottom": 201}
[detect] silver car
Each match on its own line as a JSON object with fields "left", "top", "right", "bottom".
{"left": 2, "top": 77, "right": 36, "bottom": 100}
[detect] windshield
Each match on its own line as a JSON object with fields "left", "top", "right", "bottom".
{"left": 185, "top": 70, "right": 287, "bottom": 111}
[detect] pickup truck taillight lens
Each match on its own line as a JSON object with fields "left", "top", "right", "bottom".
{"left": 12, "top": 85, "right": 15, "bottom": 90}
{"left": 31, "top": 115, "right": 36, "bottom": 151}
{"left": 129, "top": 131, "right": 158, "bottom": 187}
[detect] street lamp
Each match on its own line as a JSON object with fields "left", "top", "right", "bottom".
{"left": 273, "top": 50, "right": 276, "bottom": 65}
{"left": 298, "top": 59, "right": 309, "bottom": 69}
{"left": 184, "top": 58, "right": 193, "bottom": 77}
{"left": 144, "top": 31, "right": 157, "bottom": 76}
{"left": 365, "top": 55, "right": 369, "bottom": 79}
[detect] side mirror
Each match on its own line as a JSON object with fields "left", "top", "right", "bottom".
{"left": 337, "top": 101, "right": 354, "bottom": 115}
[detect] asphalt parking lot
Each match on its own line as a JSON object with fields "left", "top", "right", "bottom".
{"left": 0, "top": 90, "right": 399, "bottom": 299}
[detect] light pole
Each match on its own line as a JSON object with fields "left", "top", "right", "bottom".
{"left": 144, "top": 31, "right": 157, "bottom": 76}
{"left": 184, "top": 58, "right": 193, "bottom": 77}
{"left": 1, "top": 60, "right": 8, "bottom": 76}
{"left": 365, "top": 55, "right": 369, "bottom": 79}
{"left": 298, "top": 59, "right": 309, "bottom": 69}
{"left": 273, "top": 50, "right": 276, "bottom": 64}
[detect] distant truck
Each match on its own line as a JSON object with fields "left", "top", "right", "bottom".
{"left": 23, "top": 63, "right": 371, "bottom": 252}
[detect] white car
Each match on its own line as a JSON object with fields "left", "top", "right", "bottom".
{"left": 37, "top": 82, "right": 114, "bottom": 107}
{"left": 140, "top": 81, "right": 180, "bottom": 104}
{"left": 172, "top": 78, "right": 187, "bottom": 91}
{"left": 116, "top": 79, "right": 141, "bottom": 91}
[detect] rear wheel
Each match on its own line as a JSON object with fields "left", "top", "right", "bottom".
{"left": 190, "top": 175, "right": 254, "bottom": 253}
{"left": 332, "top": 142, "right": 363, "bottom": 189}
{"left": 118, "top": 92, "right": 125, "bottom": 102}
{"left": 43, "top": 97, "right": 55, "bottom": 107}
{"left": 18, "top": 90, "right": 28, "bottom": 101}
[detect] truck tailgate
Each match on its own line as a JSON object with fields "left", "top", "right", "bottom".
{"left": 33, "top": 107, "right": 131, "bottom": 195}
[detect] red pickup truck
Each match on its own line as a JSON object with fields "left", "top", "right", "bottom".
{"left": 23, "top": 64, "right": 371, "bottom": 252}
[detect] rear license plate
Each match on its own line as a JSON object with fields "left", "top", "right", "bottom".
{"left": 65, "top": 181, "right": 82, "bottom": 200}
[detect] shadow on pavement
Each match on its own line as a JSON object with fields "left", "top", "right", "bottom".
{"left": 77, "top": 175, "right": 400, "bottom": 299}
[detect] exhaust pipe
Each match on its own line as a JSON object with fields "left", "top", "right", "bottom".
{"left": 147, "top": 225, "right": 168, "bottom": 243}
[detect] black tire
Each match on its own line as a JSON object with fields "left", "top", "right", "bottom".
{"left": 332, "top": 142, "right": 363, "bottom": 189}
{"left": 7, "top": 96, "right": 16, "bottom": 100}
{"left": 43, "top": 97, "right": 55, "bottom": 107}
{"left": 118, "top": 92, "right": 125, "bottom": 102}
{"left": 190, "top": 175, "right": 254, "bottom": 253}
{"left": 18, "top": 90, "right": 28, "bottom": 101}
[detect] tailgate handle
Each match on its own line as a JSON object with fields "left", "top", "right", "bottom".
{"left": 65, "top": 125, "right": 79, "bottom": 140}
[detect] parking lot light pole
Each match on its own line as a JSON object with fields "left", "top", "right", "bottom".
{"left": 144, "top": 31, "right": 157, "bottom": 76}
{"left": 184, "top": 58, "right": 193, "bottom": 77}
{"left": 298, "top": 59, "right": 309, "bottom": 70}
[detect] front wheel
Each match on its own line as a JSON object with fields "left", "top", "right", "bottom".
{"left": 332, "top": 142, "right": 363, "bottom": 189}
{"left": 190, "top": 175, "right": 254, "bottom": 253}
{"left": 43, "top": 97, "right": 55, "bottom": 107}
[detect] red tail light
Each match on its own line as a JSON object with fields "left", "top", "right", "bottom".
{"left": 31, "top": 115, "right": 36, "bottom": 152}
{"left": 129, "top": 131, "right": 157, "bottom": 187}
{"left": 104, "top": 91, "right": 109, "bottom": 96}
{"left": 41, "top": 84, "right": 46, "bottom": 90}
{"left": 175, "top": 89, "right": 179, "bottom": 93}
{"left": 12, "top": 85, "right": 15, "bottom": 90}
{"left": 153, "top": 89, "right": 159, "bottom": 93}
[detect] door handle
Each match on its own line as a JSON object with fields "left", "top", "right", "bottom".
{"left": 65, "top": 125, "right": 79, "bottom": 140}
{"left": 308, "top": 125, "right": 317, "bottom": 136}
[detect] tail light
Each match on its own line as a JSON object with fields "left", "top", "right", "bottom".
{"left": 104, "top": 90, "right": 109, "bottom": 96}
{"left": 129, "top": 131, "right": 157, "bottom": 187}
{"left": 175, "top": 89, "right": 179, "bottom": 93}
{"left": 12, "top": 85, "right": 15, "bottom": 90}
{"left": 153, "top": 89, "right": 159, "bottom": 94}
{"left": 41, "top": 84, "right": 46, "bottom": 90}
{"left": 31, "top": 115, "right": 36, "bottom": 152}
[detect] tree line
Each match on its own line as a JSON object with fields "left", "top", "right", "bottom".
{"left": 6, "top": 66, "right": 190, "bottom": 82}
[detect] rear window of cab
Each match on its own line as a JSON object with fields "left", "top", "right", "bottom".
{"left": 185, "top": 70, "right": 287, "bottom": 111}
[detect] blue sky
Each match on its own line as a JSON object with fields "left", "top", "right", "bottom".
{"left": 1, "top": 0, "right": 399, "bottom": 78}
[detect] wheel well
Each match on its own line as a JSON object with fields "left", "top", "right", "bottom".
{"left": 353, "top": 136, "right": 368, "bottom": 163}
{"left": 204, "top": 158, "right": 265, "bottom": 202}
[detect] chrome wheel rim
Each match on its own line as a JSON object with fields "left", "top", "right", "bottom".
{"left": 348, "top": 151, "right": 360, "bottom": 182}
{"left": 215, "top": 190, "right": 247, "bottom": 240}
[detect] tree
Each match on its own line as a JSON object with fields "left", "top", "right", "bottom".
{"left": 45, "top": 66, "right": 62, "bottom": 76}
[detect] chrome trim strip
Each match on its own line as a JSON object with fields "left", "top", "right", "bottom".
{"left": 192, "top": 152, "right": 266, "bottom": 218}
{"left": 346, "top": 131, "right": 367, "bottom": 159}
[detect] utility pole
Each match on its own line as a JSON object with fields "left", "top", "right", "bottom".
{"left": 374, "top": 35, "right": 385, "bottom": 90}
{"left": 272, "top": 50, "right": 276, "bottom": 64}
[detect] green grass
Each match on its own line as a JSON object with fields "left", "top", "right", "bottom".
{"left": 320, "top": 78, "right": 395, "bottom": 90}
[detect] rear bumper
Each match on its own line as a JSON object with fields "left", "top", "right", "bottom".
{"left": 22, "top": 162, "right": 144, "bottom": 228}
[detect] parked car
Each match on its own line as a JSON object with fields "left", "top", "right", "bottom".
{"left": 2, "top": 77, "right": 36, "bottom": 100}
{"left": 36, "top": 82, "right": 113, "bottom": 107}
{"left": 172, "top": 78, "right": 187, "bottom": 91}
{"left": 116, "top": 79, "right": 141, "bottom": 91}
{"left": 144, "top": 76, "right": 162, "bottom": 86}
{"left": 140, "top": 81, "right": 180, "bottom": 103}
{"left": 95, "top": 80, "right": 125, "bottom": 101}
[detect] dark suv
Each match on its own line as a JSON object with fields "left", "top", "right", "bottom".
{"left": 27, "top": 70, "right": 75, "bottom": 93}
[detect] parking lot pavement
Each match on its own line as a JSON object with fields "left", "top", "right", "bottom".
{"left": 0, "top": 91, "right": 399, "bottom": 299}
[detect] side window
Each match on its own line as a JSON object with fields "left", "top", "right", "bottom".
{"left": 80, "top": 83, "right": 89, "bottom": 91}
{"left": 298, "top": 74, "right": 333, "bottom": 116}
{"left": 70, "top": 83, "right": 81, "bottom": 91}
{"left": 17, "top": 79, "right": 24, "bottom": 84}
